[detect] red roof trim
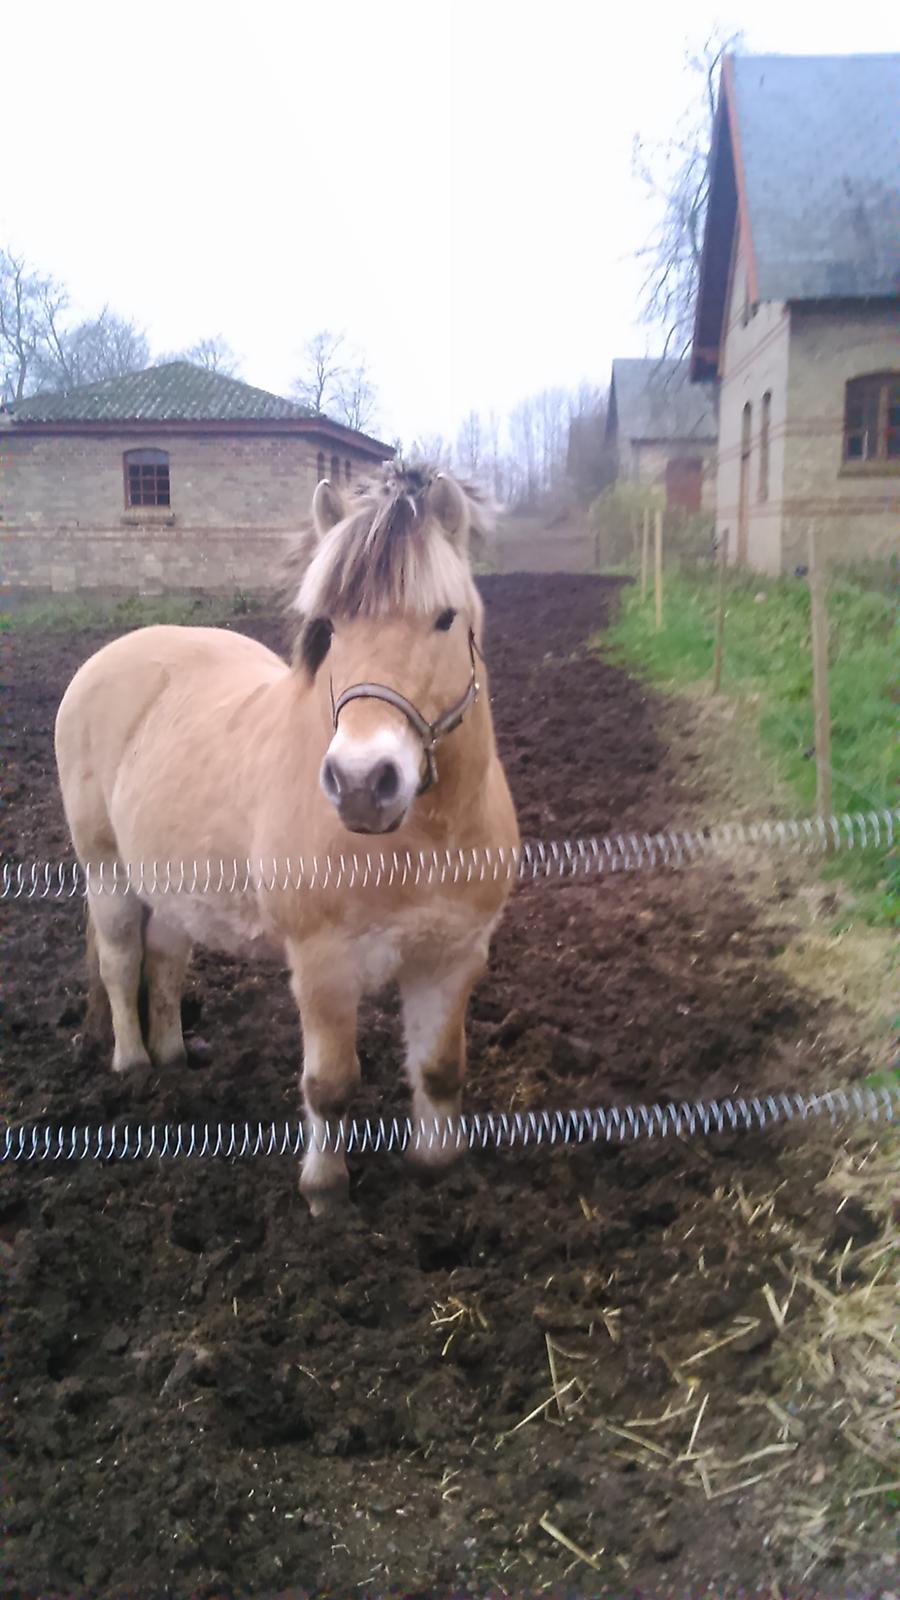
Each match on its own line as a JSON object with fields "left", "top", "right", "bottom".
{"left": 4, "top": 416, "right": 391, "bottom": 456}
{"left": 721, "top": 55, "right": 760, "bottom": 305}
{"left": 690, "top": 55, "right": 761, "bottom": 381}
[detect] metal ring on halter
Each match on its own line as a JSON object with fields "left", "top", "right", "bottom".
{"left": 330, "top": 628, "right": 483, "bottom": 795}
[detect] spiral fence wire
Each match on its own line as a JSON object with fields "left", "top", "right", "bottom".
{"left": 3, "top": 807, "right": 896, "bottom": 1172}
{"left": 2, "top": 807, "right": 896, "bottom": 901}
{"left": 2, "top": 1084, "right": 897, "bottom": 1165}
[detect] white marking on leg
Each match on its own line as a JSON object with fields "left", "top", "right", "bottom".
{"left": 289, "top": 945, "right": 360, "bottom": 1213}
{"left": 402, "top": 955, "right": 484, "bottom": 1168}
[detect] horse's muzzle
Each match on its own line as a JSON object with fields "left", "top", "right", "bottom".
{"left": 320, "top": 753, "right": 410, "bottom": 835}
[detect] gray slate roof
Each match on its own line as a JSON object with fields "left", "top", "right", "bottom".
{"left": 609, "top": 359, "right": 718, "bottom": 443}
{"left": 732, "top": 53, "right": 900, "bottom": 300}
{"left": 6, "top": 362, "right": 313, "bottom": 423}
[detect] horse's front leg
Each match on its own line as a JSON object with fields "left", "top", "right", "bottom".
{"left": 287, "top": 940, "right": 361, "bottom": 1216}
{"left": 399, "top": 945, "right": 487, "bottom": 1171}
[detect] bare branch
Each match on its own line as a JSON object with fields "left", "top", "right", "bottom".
{"left": 632, "top": 28, "right": 743, "bottom": 355}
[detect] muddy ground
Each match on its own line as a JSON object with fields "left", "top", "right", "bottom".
{"left": 1, "top": 575, "right": 894, "bottom": 1599}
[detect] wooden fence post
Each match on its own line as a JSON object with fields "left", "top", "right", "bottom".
{"left": 640, "top": 507, "right": 649, "bottom": 601}
{"left": 807, "top": 525, "right": 833, "bottom": 820}
{"left": 712, "top": 527, "right": 728, "bottom": 693}
{"left": 654, "top": 507, "right": 663, "bottom": 630}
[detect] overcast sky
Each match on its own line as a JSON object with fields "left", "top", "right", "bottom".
{"left": 2, "top": 0, "right": 897, "bottom": 444}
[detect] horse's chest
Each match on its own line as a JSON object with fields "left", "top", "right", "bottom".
{"left": 348, "top": 907, "right": 493, "bottom": 993}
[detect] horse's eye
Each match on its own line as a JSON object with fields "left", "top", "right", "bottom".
{"left": 435, "top": 608, "right": 456, "bottom": 632}
{"left": 301, "top": 617, "right": 333, "bottom": 676}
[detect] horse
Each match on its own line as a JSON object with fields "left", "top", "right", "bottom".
{"left": 54, "top": 464, "right": 519, "bottom": 1213}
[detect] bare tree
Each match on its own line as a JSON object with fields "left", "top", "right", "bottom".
{"left": 456, "top": 410, "right": 484, "bottom": 477}
{"left": 171, "top": 335, "right": 241, "bottom": 375}
{"left": 633, "top": 29, "right": 743, "bottom": 359}
{"left": 334, "top": 361, "right": 378, "bottom": 433}
{"left": 407, "top": 433, "right": 452, "bottom": 470}
{"left": 567, "top": 386, "right": 613, "bottom": 503}
{"left": 0, "top": 248, "right": 66, "bottom": 403}
{"left": 33, "top": 305, "right": 150, "bottom": 392}
{"left": 291, "top": 329, "right": 346, "bottom": 414}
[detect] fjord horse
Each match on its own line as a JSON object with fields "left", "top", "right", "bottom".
{"left": 55, "top": 465, "right": 519, "bottom": 1212}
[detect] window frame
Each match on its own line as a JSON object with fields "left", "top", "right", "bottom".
{"left": 123, "top": 447, "right": 171, "bottom": 509}
{"left": 842, "top": 372, "right": 900, "bottom": 469}
{"left": 758, "top": 390, "right": 771, "bottom": 502}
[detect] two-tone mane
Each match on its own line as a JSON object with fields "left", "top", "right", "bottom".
{"left": 287, "top": 461, "right": 493, "bottom": 627}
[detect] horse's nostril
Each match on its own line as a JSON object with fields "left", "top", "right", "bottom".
{"left": 321, "top": 757, "right": 342, "bottom": 801}
{"left": 372, "top": 760, "right": 400, "bottom": 806}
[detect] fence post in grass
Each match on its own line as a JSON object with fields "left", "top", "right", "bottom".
{"left": 654, "top": 507, "right": 663, "bottom": 630}
{"left": 640, "top": 507, "right": 650, "bottom": 601}
{"left": 807, "top": 525, "right": 833, "bottom": 821}
{"left": 712, "top": 526, "right": 728, "bottom": 693}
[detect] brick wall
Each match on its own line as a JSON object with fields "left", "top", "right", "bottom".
{"left": 781, "top": 306, "right": 900, "bottom": 571}
{"left": 716, "top": 224, "right": 791, "bottom": 574}
{"left": 716, "top": 226, "right": 899, "bottom": 573}
{"left": 0, "top": 429, "right": 381, "bottom": 592}
{"left": 624, "top": 440, "right": 718, "bottom": 513}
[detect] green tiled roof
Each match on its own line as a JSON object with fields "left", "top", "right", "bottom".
{"left": 6, "top": 362, "right": 314, "bottom": 423}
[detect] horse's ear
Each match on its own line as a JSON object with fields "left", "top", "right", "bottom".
{"left": 427, "top": 473, "right": 470, "bottom": 547}
{"left": 312, "top": 479, "right": 345, "bottom": 540}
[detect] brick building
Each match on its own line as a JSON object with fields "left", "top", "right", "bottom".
{"left": 606, "top": 358, "right": 718, "bottom": 513}
{"left": 0, "top": 362, "right": 390, "bottom": 594}
{"left": 692, "top": 53, "right": 900, "bottom": 574}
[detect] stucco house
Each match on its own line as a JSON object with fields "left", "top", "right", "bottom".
{"left": 691, "top": 52, "right": 900, "bottom": 573}
{"left": 606, "top": 357, "right": 718, "bottom": 513}
{"left": 0, "top": 362, "right": 390, "bottom": 594}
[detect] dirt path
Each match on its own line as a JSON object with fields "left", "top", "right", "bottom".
{"left": 1, "top": 576, "right": 893, "bottom": 1599}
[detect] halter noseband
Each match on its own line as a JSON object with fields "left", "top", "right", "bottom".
{"left": 331, "top": 628, "right": 482, "bottom": 795}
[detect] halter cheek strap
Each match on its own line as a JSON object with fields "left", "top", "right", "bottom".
{"left": 330, "top": 628, "right": 483, "bottom": 796}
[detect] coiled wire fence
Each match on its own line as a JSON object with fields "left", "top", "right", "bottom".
{"left": 3, "top": 806, "right": 896, "bottom": 1168}
{"left": 3, "top": 1086, "right": 897, "bottom": 1166}
{"left": 2, "top": 806, "right": 896, "bottom": 900}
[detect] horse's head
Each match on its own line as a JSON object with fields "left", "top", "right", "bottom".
{"left": 291, "top": 463, "right": 491, "bottom": 835}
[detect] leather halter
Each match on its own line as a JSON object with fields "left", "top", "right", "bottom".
{"left": 331, "top": 627, "right": 482, "bottom": 795}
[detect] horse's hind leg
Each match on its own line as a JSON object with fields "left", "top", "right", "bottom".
{"left": 87, "top": 889, "right": 150, "bottom": 1073}
{"left": 144, "top": 913, "right": 192, "bottom": 1068}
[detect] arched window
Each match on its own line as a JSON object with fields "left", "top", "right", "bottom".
{"left": 124, "top": 448, "right": 170, "bottom": 507}
{"left": 844, "top": 373, "right": 900, "bottom": 465}
{"left": 316, "top": 451, "right": 326, "bottom": 481}
{"left": 330, "top": 454, "right": 340, "bottom": 482}
{"left": 758, "top": 391, "right": 771, "bottom": 502}
{"left": 344, "top": 458, "right": 352, "bottom": 484}
{"left": 737, "top": 402, "right": 752, "bottom": 564}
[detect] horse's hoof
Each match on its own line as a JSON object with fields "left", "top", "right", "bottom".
{"left": 112, "top": 1049, "right": 152, "bottom": 1074}
{"left": 300, "top": 1173, "right": 351, "bottom": 1219}
{"left": 405, "top": 1139, "right": 465, "bottom": 1177}
{"left": 152, "top": 1045, "right": 188, "bottom": 1070}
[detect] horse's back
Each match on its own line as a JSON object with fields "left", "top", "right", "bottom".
{"left": 55, "top": 625, "right": 287, "bottom": 851}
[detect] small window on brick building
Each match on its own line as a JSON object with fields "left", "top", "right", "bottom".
{"left": 758, "top": 391, "right": 771, "bottom": 501}
{"left": 330, "top": 454, "right": 340, "bottom": 482}
{"left": 344, "top": 458, "right": 352, "bottom": 484}
{"left": 317, "top": 451, "right": 326, "bottom": 481}
{"left": 844, "top": 373, "right": 900, "bottom": 465}
{"left": 125, "top": 448, "right": 170, "bottom": 507}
